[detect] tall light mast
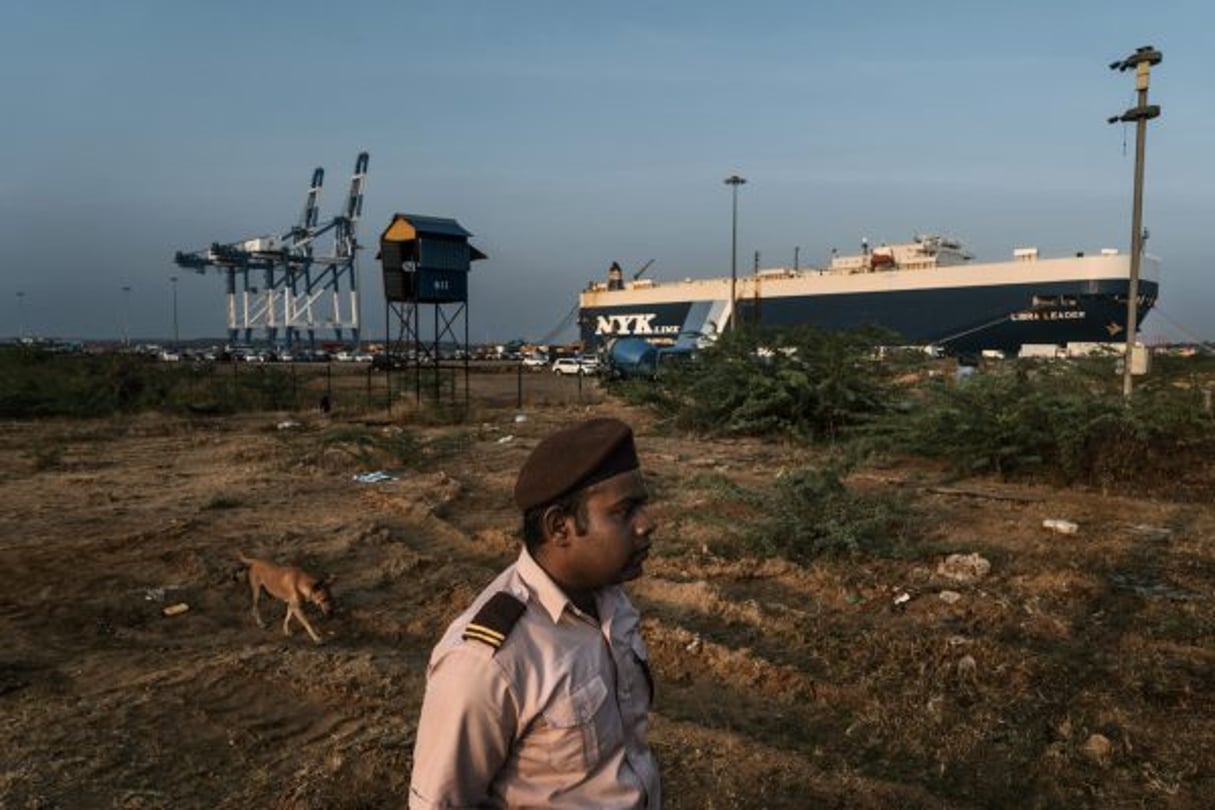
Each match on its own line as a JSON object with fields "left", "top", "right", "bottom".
{"left": 1108, "top": 46, "right": 1161, "bottom": 398}
{"left": 724, "top": 174, "right": 746, "bottom": 331}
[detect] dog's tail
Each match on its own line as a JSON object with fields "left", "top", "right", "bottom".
{"left": 237, "top": 551, "right": 256, "bottom": 566}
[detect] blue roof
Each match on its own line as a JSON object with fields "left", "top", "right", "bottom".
{"left": 391, "top": 213, "right": 473, "bottom": 238}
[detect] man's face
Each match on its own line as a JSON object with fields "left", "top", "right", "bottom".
{"left": 563, "top": 469, "right": 655, "bottom": 589}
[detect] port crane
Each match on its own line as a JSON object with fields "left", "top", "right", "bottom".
{"left": 173, "top": 152, "right": 369, "bottom": 347}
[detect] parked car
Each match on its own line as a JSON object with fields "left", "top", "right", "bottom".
{"left": 371, "top": 352, "right": 406, "bottom": 371}
{"left": 551, "top": 358, "right": 584, "bottom": 376}
{"left": 521, "top": 354, "right": 548, "bottom": 370}
{"left": 295, "top": 349, "right": 329, "bottom": 363}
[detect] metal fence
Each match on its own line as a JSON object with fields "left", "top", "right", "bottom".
{"left": 183, "top": 361, "right": 606, "bottom": 415}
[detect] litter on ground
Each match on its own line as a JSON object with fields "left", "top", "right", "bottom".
{"left": 353, "top": 471, "right": 397, "bottom": 483}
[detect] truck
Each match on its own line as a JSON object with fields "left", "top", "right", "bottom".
{"left": 606, "top": 337, "right": 696, "bottom": 379}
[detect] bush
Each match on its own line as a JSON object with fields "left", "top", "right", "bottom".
{"left": 0, "top": 349, "right": 304, "bottom": 418}
{"left": 612, "top": 326, "right": 905, "bottom": 441}
{"left": 740, "top": 463, "right": 922, "bottom": 561}
{"left": 872, "top": 357, "right": 1215, "bottom": 489}
{"left": 0, "top": 350, "right": 170, "bottom": 418}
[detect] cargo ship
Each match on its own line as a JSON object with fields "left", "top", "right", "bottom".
{"left": 579, "top": 235, "right": 1160, "bottom": 356}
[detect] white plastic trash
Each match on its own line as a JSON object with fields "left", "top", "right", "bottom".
{"left": 353, "top": 471, "right": 396, "bottom": 483}
{"left": 1043, "top": 519, "right": 1079, "bottom": 535}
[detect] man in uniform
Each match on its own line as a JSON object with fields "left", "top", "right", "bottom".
{"left": 409, "top": 417, "right": 662, "bottom": 809}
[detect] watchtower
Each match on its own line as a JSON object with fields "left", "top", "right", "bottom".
{"left": 379, "top": 213, "right": 485, "bottom": 403}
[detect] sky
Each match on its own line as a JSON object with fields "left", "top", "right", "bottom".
{"left": 1, "top": 0, "right": 1211, "bottom": 345}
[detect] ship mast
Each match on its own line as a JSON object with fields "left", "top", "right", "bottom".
{"left": 1108, "top": 45, "right": 1162, "bottom": 398}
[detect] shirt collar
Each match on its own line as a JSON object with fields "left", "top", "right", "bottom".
{"left": 515, "top": 546, "right": 576, "bottom": 624}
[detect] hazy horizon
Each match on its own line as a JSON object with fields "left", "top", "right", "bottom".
{"left": 3, "top": 1, "right": 1211, "bottom": 345}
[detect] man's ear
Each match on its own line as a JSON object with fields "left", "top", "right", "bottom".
{"left": 542, "top": 505, "right": 573, "bottom": 547}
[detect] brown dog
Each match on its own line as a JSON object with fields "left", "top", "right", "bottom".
{"left": 238, "top": 553, "right": 335, "bottom": 644}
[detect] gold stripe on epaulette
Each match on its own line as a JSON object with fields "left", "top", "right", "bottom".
{"left": 465, "top": 623, "right": 505, "bottom": 642}
{"left": 463, "top": 628, "right": 504, "bottom": 647}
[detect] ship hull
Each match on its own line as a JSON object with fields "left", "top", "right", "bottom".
{"left": 580, "top": 253, "right": 1160, "bottom": 355}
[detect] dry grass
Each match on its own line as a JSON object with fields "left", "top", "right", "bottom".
{"left": 0, "top": 383, "right": 1211, "bottom": 808}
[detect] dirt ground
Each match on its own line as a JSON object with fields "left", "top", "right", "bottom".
{"left": 1, "top": 369, "right": 1212, "bottom": 809}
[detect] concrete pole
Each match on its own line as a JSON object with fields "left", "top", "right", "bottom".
{"left": 122, "top": 285, "right": 132, "bottom": 347}
{"left": 1109, "top": 46, "right": 1162, "bottom": 398}
{"left": 724, "top": 175, "right": 746, "bottom": 331}
{"left": 171, "top": 276, "right": 179, "bottom": 349}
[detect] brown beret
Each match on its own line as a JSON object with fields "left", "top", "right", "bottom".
{"left": 514, "top": 417, "right": 639, "bottom": 510}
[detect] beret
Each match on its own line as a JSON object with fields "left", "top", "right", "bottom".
{"left": 514, "top": 417, "right": 639, "bottom": 511}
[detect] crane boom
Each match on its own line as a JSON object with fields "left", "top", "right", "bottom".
{"left": 301, "top": 167, "right": 324, "bottom": 234}
{"left": 285, "top": 167, "right": 324, "bottom": 255}
{"left": 334, "top": 151, "right": 369, "bottom": 260}
{"left": 171, "top": 152, "right": 369, "bottom": 347}
{"left": 345, "top": 152, "right": 369, "bottom": 223}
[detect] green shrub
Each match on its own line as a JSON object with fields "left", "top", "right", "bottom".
{"left": 873, "top": 357, "right": 1215, "bottom": 489}
{"left": 0, "top": 349, "right": 304, "bottom": 418}
{"left": 0, "top": 351, "right": 170, "bottom": 417}
{"left": 741, "top": 464, "right": 922, "bottom": 561}
{"left": 613, "top": 326, "right": 904, "bottom": 441}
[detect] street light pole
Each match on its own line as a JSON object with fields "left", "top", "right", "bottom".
{"left": 724, "top": 174, "right": 746, "bottom": 331}
{"left": 16, "top": 291, "right": 25, "bottom": 341}
{"left": 170, "top": 276, "right": 180, "bottom": 349}
{"left": 1108, "top": 45, "right": 1162, "bottom": 398}
{"left": 121, "top": 285, "right": 132, "bottom": 347}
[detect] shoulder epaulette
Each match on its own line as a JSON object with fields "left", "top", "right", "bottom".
{"left": 462, "top": 592, "right": 526, "bottom": 651}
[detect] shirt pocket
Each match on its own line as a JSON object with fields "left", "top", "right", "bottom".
{"left": 539, "top": 674, "right": 618, "bottom": 772}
